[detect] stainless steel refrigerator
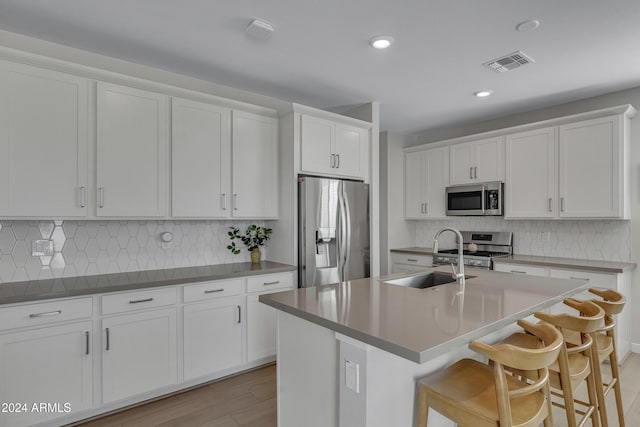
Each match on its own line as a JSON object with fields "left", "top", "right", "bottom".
{"left": 298, "top": 176, "right": 370, "bottom": 287}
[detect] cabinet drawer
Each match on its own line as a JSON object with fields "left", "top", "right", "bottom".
{"left": 0, "top": 297, "right": 93, "bottom": 331}
{"left": 247, "top": 273, "right": 293, "bottom": 293}
{"left": 183, "top": 279, "right": 243, "bottom": 303}
{"left": 548, "top": 268, "right": 617, "bottom": 289}
{"left": 493, "top": 263, "right": 547, "bottom": 276}
{"left": 102, "top": 287, "right": 177, "bottom": 315}
{"left": 391, "top": 253, "right": 432, "bottom": 267}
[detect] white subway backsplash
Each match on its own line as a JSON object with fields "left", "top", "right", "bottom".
{"left": 415, "top": 218, "right": 631, "bottom": 262}
{"left": 0, "top": 220, "right": 268, "bottom": 283}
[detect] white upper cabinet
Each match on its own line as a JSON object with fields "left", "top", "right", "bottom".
{"left": 232, "top": 111, "right": 278, "bottom": 218}
{"left": 505, "top": 127, "right": 557, "bottom": 219}
{"left": 404, "top": 146, "right": 448, "bottom": 219}
{"left": 0, "top": 61, "right": 88, "bottom": 217}
{"left": 559, "top": 116, "right": 623, "bottom": 218}
{"left": 97, "top": 82, "right": 168, "bottom": 217}
{"left": 505, "top": 114, "right": 629, "bottom": 219}
{"left": 449, "top": 137, "right": 504, "bottom": 185}
{"left": 300, "top": 114, "right": 368, "bottom": 179}
{"left": 171, "top": 98, "right": 231, "bottom": 218}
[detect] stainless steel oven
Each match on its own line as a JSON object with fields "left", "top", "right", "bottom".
{"left": 446, "top": 182, "right": 503, "bottom": 216}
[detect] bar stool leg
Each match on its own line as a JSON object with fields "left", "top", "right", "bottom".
{"left": 590, "top": 334, "right": 610, "bottom": 427}
{"left": 609, "top": 328, "right": 625, "bottom": 427}
{"left": 417, "top": 385, "right": 429, "bottom": 427}
{"left": 585, "top": 363, "right": 601, "bottom": 427}
{"left": 543, "top": 379, "right": 554, "bottom": 427}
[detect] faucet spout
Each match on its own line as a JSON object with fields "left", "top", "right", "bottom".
{"left": 433, "top": 227, "right": 465, "bottom": 291}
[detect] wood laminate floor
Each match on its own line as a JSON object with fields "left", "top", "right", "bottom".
{"left": 73, "top": 353, "right": 640, "bottom": 426}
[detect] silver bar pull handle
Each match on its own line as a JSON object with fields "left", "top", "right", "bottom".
{"left": 330, "top": 154, "right": 335, "bottom": 168}
{"left": 560, "top": 197, "right": 565, "bottom": 212}
{"left": 204, "top": 288, "right": 225, "bottom": 294}
{"left": 221, "top": 193, "right": 227, "bottom": 210}
{"left": 336, "top": 154, "right": 340, "bottom": 168}
{"left": 548, "top": 198, "right": 553, "bottom": 212}
{"left": 29, "top": 310, "right": 62, "bottom": 318}
{"left": 469, "top": 167, "right": 473, "bottom": 179}
{"left": 80, "top": 187, "right": 86, "bottom": 208}
{"left": 85, "top": 331, "right": 90, "bottom": 355}
{"left": 407, "top": 259, "right": 418, "bottom": 262}
{"left": 237, "top": 305, "right": 241, "bottom": 323}
{"left": 129, "top": 297, "right": 153, "bottom": 304}
{"left": 481, "top": 185, "right": 486, "bottom": 213}
{"left": 424, "top": 202, "right": 427, "bottom": 214}
{"left": 263, "top": 281, "right": 280, "bottom": 286}
{"left": 233, "top": 194, "right": 239, "bottom": 211}
{"left": 105, "top": 328, "right": 110, "bottom": 351}
{"left": 99, "top": 187, "right": 105, "bottom": 208}
{"left": 510, "top": 270, "right": 526, "bottom": 274}
{"left": 474, "top": 166, "right": 478, "bottom": 179}
{"left": 570, "top": 276, "right": 589, "bottom": 281}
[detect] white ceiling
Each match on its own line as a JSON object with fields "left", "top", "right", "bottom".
{"left": 0, "top": 0, "right": 639, "bottom": 134}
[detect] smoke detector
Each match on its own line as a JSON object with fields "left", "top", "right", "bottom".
{"left": 246, "top": 18, "right": 275, "bottom": 39}
{"left": 483, "top": 51, "right": 535, "bottom": 73}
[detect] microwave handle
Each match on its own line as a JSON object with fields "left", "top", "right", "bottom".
{"left": 481, "top": 185, "right": 486, "bottom": 214}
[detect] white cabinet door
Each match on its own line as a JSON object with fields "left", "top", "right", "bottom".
{"left": 183, "top": 297, "right": 243, "bottom": 380}
{"left": 450, "top": 137, "right": 503, "bottom": 184}
{"left": 232, "top": 111, "right": 278, "bottom": 218}
{"left": 475, "top": 137, "right": 504, "bottom": 182}
{"left": 172, "top": 98, "right": 231, "bottom": 218}
{"left": 505, "top": 128, "right": 557, "bottom": 219}
{"left": 300, "top": 115, "right": 333, "bottom": 175}
{"left": 334, "top": 123, "right": 365, "bottom": 178}
{"left": 0, "top": 322, "right": 92, "bottom": 427}
{"left": 449, "top": 141, "right": 475, "bottom": 185}
{"left": 96, "top": 82, "right": 168, "bottom": 217}
{"left": 246, "top": 291, "right": 280, "bottom": 362}
{"left": 425, "top": 146, "right": 449, "bottom": 217}
{"left": 405, "top": 147, "right": 448, "bottom": 219}
{"left": 559, "top": 116, "right": 621, "bottom": 218}
{"left": 300, "top": 114, "right": 369, "bottom": 179}
{"left": 0, "top": 61, "right": 88, "bottom": 217}
{"left": 404, "top": 151, "right": 425, "bottom": 218}
{"left": 102, "top": 308, "right": 177, "bottom": 404}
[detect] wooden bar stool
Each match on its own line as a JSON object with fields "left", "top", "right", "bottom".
{"left": 416, "top": 319, "right": 563, "bottom": 427}
{"left": 499, "top": 299, "right": 604, "bottom": 427}
{"left": 570, "top": 288, "right": 627, "bottom": 427}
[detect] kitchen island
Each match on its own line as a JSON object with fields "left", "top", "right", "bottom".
{"left": 260, "top": 267, "right": 592, "bottom": 427}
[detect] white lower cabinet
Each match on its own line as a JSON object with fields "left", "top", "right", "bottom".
{"left": 246, "top": 273, "right": 294, "bottom": 362}
{"left": 183, "top": 296, "right": 243, "bottom": 380}
{"left": 102, "top": 308, "right": 177, "bottom": 404}
{"left": 0, "top": 321, "right": 93, "bottom": 427}
{"left": 390, "top": 252, "right": 432, "bottom": 274}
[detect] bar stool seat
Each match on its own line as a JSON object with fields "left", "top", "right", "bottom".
{"left": 417, "top": 320, "right": 563, "bottom": 427}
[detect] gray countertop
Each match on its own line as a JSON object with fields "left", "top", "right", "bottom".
{"left": 0, "top": 261, "right": 296, "bottom": 306}
{"left": 260, "top": 267, "right": 590, "bottom": 363}
{"left": 390, "top": 247, "right": 635, "bottom": 273}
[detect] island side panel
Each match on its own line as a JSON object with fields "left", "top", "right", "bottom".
{"left": 277, "top": 311, "right": 338, "bottom": 427}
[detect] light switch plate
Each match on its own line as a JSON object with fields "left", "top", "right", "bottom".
{"left": 345, "top": 359, "right": 360, "bottom": 393}
{"left": 32, "top": 239, "right": 54, "bottom": 256}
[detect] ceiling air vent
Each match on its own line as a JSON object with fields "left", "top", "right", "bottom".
{"left": 483, "top": 51, "right": 535, "bottom": 73}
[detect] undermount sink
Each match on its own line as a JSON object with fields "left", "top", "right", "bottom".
{"left": 384, "top": 272, "right": 476, "bottom": 289}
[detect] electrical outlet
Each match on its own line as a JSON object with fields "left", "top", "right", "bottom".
{"left": 345, "top": 359, "right": 359, "bottom": 393}
{"left": 32, "top": 240, "right": 54, "bottom": 256}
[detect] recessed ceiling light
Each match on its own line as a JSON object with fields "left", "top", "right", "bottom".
{"left": 474, "top": 90, "right": 494, "bottom": 98}
{"left": 370, "top": 36, "right": 394, "bottom": 49}
{"left": 516, "top": 20, "right": 540, "bottom": 32}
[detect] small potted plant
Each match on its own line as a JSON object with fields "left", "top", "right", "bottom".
{"left": 227, "top": 224, "right": 273, "bottom": 263}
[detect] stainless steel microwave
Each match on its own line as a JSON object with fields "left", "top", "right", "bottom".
{"left": 446, "top": 182, "right": 503, "bottom": 216}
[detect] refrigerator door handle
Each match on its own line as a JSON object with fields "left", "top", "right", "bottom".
{"left": 342, "top": 184, "right": 352, "bottom": 272}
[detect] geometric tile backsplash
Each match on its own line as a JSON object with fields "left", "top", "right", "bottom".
{"left": 415, "top": 218, "right": 632, "bottom": 263}
{"left": 0, "top": 220, "right": 267, "bottom": 283}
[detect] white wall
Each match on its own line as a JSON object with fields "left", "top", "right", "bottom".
{"left": 380, "top": 131, "right": 415, "bottom": 274}
{"left": 393, "top": 85, "right": 640, "bottom": 346}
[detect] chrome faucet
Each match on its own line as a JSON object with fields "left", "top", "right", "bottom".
{"left": 433, "top": 227, "right": 465, "bottom": 291}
